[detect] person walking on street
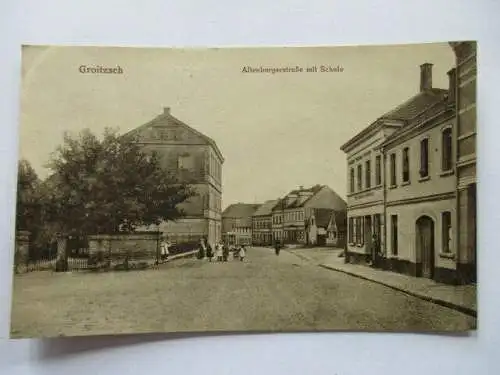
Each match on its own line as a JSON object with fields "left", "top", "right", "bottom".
{"left": 239, "top": 245, "right": 246, "bottom": 262}
{"left": 274, "top": 240, "right": 281, "bottom": 256}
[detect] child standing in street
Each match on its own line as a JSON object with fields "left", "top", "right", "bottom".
{"left": 239, "top": 245, "right": 246, "bottom": 262}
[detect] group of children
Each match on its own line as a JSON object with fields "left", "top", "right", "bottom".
{"left": 198, "top": 238, "right": 247, "bottom": 262}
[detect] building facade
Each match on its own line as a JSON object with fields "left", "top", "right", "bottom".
{"left": 380, "top": 66, "right": 457, "bottom": 283}
{"left": 252, "top": 200, "right": 278, "bottom": 246}
{"left": 222, "top": 203, "right": 260, "bottom": 245}
{"left": 341, "top": 59, "right": 475, "bottom": 285}
{"left": 272, "top": 185, "right": 346, "bottom": 245}
{"left": 450, "top": 41, "right": 477, "bottom": 284}
{"left": 125, "top": 107, "right": 224, "bottom": 245}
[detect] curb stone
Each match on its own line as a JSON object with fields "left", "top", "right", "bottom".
{"left": 285, "top": 249, "right": 476, "bottom": 318}
{"left": 318, "top": 264, "right": 477, "bottom": 318}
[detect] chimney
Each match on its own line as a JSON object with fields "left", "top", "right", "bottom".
{"left": 299, "top": 185, "right": 304, "bottom": 190}
{"left": 447, "top": 68, "right": 457, "bottom": 103}
{"left": 420, "top": 63, "right": 433, "bottom": 92}
{"left": 163, "top": 107, "right": 171, "bottom": 115}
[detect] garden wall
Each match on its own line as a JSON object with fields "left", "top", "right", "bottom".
{"left": 88, "top": 232, "right": 162, "bottom": 266}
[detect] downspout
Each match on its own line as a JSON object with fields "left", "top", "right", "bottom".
{"left": 382, "top": 148, "right": 388, "bottom": 265}
{"left": 453, "top": 78, "right": 460, "bottom": 284}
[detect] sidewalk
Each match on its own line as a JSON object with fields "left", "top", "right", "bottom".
{"left": 287, "top": 247, "right": 477, "bottom": 317}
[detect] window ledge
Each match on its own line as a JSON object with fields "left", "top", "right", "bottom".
{"left": 389, "top": 184, "right": 397, "bottom": 189}
{"left": 388, "top": 255, "right": 399, "bottom": 259}
{"left": 440, "top": 169, "right": 454, "bottom": 177}
{"left": 439, "top": 252, "right": 455, "bottom": 259}
{"left": 356, "top": 244, "right": 364, "bottom": 248}
{"left": 401, "top": 181, "right": 411, "bottom": 186}
{"left": 418, "top": 176, "right": 430, "bottom": 182}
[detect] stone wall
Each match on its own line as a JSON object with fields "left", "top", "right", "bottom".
{"left": 88, "top": 232, "right": 162, "bottom": 265}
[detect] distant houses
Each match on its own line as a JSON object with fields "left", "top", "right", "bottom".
{"left": 252, "top": 200, "right": 279, "bottom": 246}
{"left": 272, "top": 185, "right": 347, "bottom": 246}
{"left": 222, "top": 185, "right": 347, "bottom": 248}
{"left": 222, "top": 203, "right": 260, "bottom": 246}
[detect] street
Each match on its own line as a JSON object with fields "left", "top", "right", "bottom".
{"left": 10, "top": 247, "right": 476, "bottom": 338}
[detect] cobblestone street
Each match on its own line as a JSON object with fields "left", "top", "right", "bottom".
{"left": 10, "top": 247, "right": 476, "bottom": 338}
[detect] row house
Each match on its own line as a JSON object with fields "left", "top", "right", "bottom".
{"left": 342, "top": 60, "right": 474, "bottom": 285}
{"left": 450, "top": 41, "right": 477, "bottom": 284}
{"left": 271, "top": 185, "right": 346, "bottom": 245}
{"left": 252, "top": 200, "right": 278, "bottom": 246}
{"left": 380, "top": 65, "right": 457, "bottom": 283}
{"left": 125, "top": 107, "right": 224, "bottom": 245}
{"left": 222, "top": 203, "right": 260, "bottom": 246}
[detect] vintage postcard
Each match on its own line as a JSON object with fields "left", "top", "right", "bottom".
{"left": 11, "top": 42, "right": 477, "bottom": 339}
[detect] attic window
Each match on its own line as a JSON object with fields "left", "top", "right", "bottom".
{"left": 178, "top": 154, "right": 194, "bottom": 170}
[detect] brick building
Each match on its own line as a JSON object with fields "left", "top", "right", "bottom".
{"left": 125, "top": 107, "right": 224, "bottom": 245}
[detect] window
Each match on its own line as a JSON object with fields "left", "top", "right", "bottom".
{"left": 355, "top": 217, "right": 363, "bottom": 245}
{"left": 442, "top": 212, "right": 452, "bottom": 253}
{"left": 178, "top": 154, "right": 194, "bottom": 170}
{"left": 375, "top": 155, "right": 382, "bottom": 185}
{"left": 420, "top": 138, "right": 429, "bottom": 178}
{"left": 357, "top": 165, "right": 362, "bottom": 191}
{"left": 351, "top": 217, "right": 356, "bottom": 243}
{"left": 402, "top": 147, "right": 410, "bottom": 183}
{"left": 442, "top": 128, "right": 453, "bottom": 171}
{"left": 391, "top": 215, "right": 398, "bottom": 255}
{"left": 360, "top": 217, "right": 364, "bottom": 245}
{"left": 365, "top": 160, "right": 371, "bottom": 189}
{"left": 390, "top": 153, "right": 396, "bottom": 186}
{"left": 349, "top": 168, "right": 355, "bottom": 193}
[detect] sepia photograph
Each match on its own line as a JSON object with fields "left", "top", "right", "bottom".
{"left": 11, "top": 42, "right": 477, "bottom": 339}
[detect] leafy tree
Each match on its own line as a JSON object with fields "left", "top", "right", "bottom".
{"left": 43, "top": 128, "right": 195, "bottom": 235}
{"left": 16, "top": 159, "right": 42, "bottom": 232}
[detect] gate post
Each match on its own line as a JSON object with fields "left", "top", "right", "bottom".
{"left": 15, "top": 230, "right": 30, "bottom": 273}
{"left": 55, "top": 233, "right": 68, "bottom": 272}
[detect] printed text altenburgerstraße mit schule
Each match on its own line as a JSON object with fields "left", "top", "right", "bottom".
{"left": 241, "top": 65, "right": 344, "bottom": 74}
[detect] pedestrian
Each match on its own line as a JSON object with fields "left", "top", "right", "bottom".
{"left": 206, "top": 239, "right": 214, "bottom": 262}
{"left": 160, "top": 237, "right": 170, "bottom": 263}
{"left": 198, "top": 238, "right": 207, "bottom": 260}
{"left": 216, "top": 242, "right": 223, "bottom": 262}
{"left": 223, "top": 242, "right": 229, "bottom": 262}
{"left": 274, "top": 241, "right": 281, "bottom": 256}
{"left": 239, "top": 245, "right": 246, "bottom": 262}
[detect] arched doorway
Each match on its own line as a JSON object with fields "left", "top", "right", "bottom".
{"left": 416, "top": 216, "right": 435, "bottom": 279}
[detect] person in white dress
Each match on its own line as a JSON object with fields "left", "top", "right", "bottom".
{"left": 160, "top": 238, "right": 170, "bottom": 263}
{"left": 215, "top": 242, "right": 223, "bottom": 262}
{"left": 239, "top": 245, "right": 246, "bottom": 262}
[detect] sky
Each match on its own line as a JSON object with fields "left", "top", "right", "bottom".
{"left": 19, "top": 43, "right": 455, "bottom": 210}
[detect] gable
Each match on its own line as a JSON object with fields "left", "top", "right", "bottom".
{"left": 304, "top": 186, "right": 347, "bottom": 211}
{"left": 129, "top": 115, "right": 209, "bottom": 145}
